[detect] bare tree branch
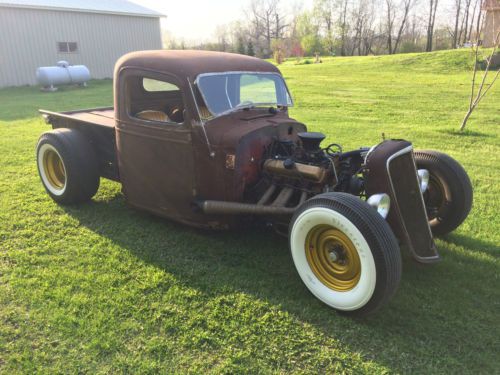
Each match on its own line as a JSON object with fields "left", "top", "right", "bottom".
{"left": 478, "top": 69, "right": 500, "bottom": 101}
{"left": 460, "top": 23, "right": 499, "bottom": 131}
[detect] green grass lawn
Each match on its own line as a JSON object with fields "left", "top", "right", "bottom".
{"left": 1, "top": 49, "right": 499, "bottom": 374}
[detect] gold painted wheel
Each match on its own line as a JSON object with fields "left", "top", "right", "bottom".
{"left": 305, "top": 225, "right": 361, "bottom": 292}
{"left": 36, "top": 129, "right": 100, "bottom": 204}
{"left": 42, "top": 148, "right": 66, "bottom": 190}
{"left": 290, "top": 194, "right": 402, "bottom": 315}
{"left": 290, "top": 194, "right": 402, "bottom": 314}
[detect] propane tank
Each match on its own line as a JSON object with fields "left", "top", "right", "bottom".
{"left": 36, "top": 61, "right": 90, "bottom": 91}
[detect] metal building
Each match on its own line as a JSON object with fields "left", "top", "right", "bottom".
{"left": 482, "top": 0, "right": 500, "bottom": 47}
{"left": 0, "top": 0, "right": 164, "bottom": 87}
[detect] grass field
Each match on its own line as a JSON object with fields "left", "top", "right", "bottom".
{"left": 0, "top": 49, "right": 499, "bottom": 374}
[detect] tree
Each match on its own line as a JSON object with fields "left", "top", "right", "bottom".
{"left": 287, "top": 3, "right": 305, "bottom": 57}
{"left": 425, "top": 0, "right": 439, "bottom": 52}
{"left": 215, "top": 25, "right": 229, "bottom": 51}
{"left": 452, "top": 0, "right": 463, "bottom": 48}
{"left": 359, "top": 0, "right": 378, "bottom": 55}
{"left": 461, "top": 0, "right": 472, "bottom": 43}
{"left": 272, "top": 39, "right": 285, "bottom": 63}
{"left": 459, "top": 0, "right": 481, "bottom": 45}
{"left": 236, "top": 36, "right": 246, "bottom": 55}
{"left": 384, "top": 0, "right": 414, "bottom": 54}
{"left": 247, "top": 40, "right": 255, "bottom": 56}
{"left": 313, "top": 0, "right": 335, "bottom": 54}
{"left": 290, "top": 41, "right": 304, "bottom": 58}
{"left": 394, "top": 0, "right": 414, "bottom": 54}
{"left": 467, "top": 0, "right": 481, "bottom": 43}
{"left": 385, "top": 0, "right": 396, "bottom": 53}
{"left": 301, "top": 34, "right": 323, "bottom": 56}
{"left": 338, "top": 0, "right": 349, "bottom": 56}
{"left": 249, "top": 0, "right": 288, "bottom": 57}
{"left": 295, "top": 10, "right": 322, "bottom": 56}
{"left": 351, "top": 0, "right": 376, "bottom": 55}
{"left": 170, "top": 0, "right": 468, "bottom": 58}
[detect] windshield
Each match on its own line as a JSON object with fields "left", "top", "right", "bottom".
{"left": 195, "top": 72, "right": 293, "bottom": 118}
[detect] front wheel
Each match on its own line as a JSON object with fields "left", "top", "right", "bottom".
{"left": 289, "top": 193, "right": 402, "bottom": 316}
{"left": 414, "top": 150, "right": 473, "bottom": 236}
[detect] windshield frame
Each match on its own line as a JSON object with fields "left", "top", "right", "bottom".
{"left": 194, "top": 71, "right": 294, "bottom": 120}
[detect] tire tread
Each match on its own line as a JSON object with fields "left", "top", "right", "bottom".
{"left": 414, "top": 150, "right": 472, "bottom": 235}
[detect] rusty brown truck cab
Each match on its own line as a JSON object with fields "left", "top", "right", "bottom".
{"left": 37, "top": 50, "right": 473, "bottom": 316}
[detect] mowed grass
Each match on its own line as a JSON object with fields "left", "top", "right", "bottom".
{"left": 0, "top": 49, "right": 499, "bottom": 373}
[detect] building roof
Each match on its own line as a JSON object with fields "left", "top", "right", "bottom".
{"left": 0, "top": 0, "right": 164, "bottom": 17}
{"left": 482, "top": 0, "right": 500, "bottom": 10}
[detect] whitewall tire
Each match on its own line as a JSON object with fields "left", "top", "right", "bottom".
{"left": 36, "top": 129, "right": 100, "bottom": 204}
{"left": 37, "top": 143, "right": 67, "bottom": 196}
{"left": 289, "top": 193, "right": 402, "bottom": 316}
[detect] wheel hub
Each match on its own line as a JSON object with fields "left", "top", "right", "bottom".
{"left": 424, "top": 175, "right": 447, "bottom": 221}
{"left": 43, "top": 149, "right": 66, "bottom": 190}
{"left": 328, "top": 249, "right": 339, "bottom": 262}
{"left": 305, "top": 225, "right": 361, "bottom": 292}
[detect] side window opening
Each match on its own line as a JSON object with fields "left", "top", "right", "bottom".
{"left": 143, "top": 78, "right": 179, "bottom": 92}
{"left": 131, "top": 77, "right": 185, "bottom": 124}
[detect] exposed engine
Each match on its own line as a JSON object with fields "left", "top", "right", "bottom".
{"left": 204, "top": 132, "right": 371, "bottom": 219}
{"left": 260, "top": 132, "right": 367, "bottom": 197}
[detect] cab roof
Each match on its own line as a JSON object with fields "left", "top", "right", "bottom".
{"left": 114, "top": 50, "right": 281, "bottom": 81}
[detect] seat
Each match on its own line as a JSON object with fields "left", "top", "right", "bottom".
{"left": 198, "top": 106, "right": 212, "bottom": 120}
{"left": 136, "top": 110, "right": 170, "bottom": 122}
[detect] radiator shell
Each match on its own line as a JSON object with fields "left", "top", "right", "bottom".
{"left": 364, "top": 140, "right": 439, "bottom": 263}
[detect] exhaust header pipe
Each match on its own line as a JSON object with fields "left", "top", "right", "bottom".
{"left": 199, "top": 187, "right": 307, "bottom": 216}
{"left": 263, "top": 159, "right": 327, "bottom": 183}
{"left": 200, "top": 200, "right": 296, "bottom": 216}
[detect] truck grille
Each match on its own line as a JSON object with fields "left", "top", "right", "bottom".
{"left": 387, "top": 149, "right": 439, "bottom": 262}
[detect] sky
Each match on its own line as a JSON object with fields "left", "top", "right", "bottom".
{"left": 132, "top": 0, "right": 312, "bottom": 43}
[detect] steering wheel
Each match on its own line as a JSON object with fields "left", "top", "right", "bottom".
{"left": 325, "top": 143, "right": 343, "bottom": 156}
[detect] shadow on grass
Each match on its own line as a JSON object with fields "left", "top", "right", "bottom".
{"left": 437, "top": 129, "right": 494, "bottom": 138}
{"left": 440, "top": 232, "right": 500, "bottom": 255}
{"left": 63, "top": 194, "right": 499, "bottom": 373}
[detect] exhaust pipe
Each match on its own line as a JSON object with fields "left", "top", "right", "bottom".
{"left": 200, "top": 201, "right": 296, "bottom": 216}
{"left": 200, "top": 190, "right": 308, "bottom": 216}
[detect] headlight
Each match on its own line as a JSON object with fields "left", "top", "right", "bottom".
{"left": 367, "top": 193, "right": 391, "bottom": 219}
{"left": 417, "top": 169, "right": 430, "bottom": 193}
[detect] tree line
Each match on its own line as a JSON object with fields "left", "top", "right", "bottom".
{"left": 165, "top": 0, "right": 487, "bottom": 58}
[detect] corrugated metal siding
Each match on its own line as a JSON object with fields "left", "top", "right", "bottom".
{"left": 0, "top": 7, "right": 162, "bottom": 87}
{"left": 483, "top": 11, "right": 500, "bottom": 47}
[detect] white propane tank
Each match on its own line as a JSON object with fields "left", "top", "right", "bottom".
{"left": 36, "top": 61, "right": 90, "bottom": 91}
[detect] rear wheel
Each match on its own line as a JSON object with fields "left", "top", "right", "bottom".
{"left": 414, "top": 150, "right": 472, "bottom": 236}
{"left": 289, "top": 193, "right": 401, "bottom": 316}
{"left": 36, "top": 129, "right": 100, "bottom": 204}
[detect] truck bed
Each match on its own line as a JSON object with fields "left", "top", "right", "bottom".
{"left": 40, "top": 107, "right": 115, "bottom": 128}
{"left": 39, "top": 106, "right": 119, "bottom": 181}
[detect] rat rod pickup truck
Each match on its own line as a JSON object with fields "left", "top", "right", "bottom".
{"left": 36, "top": 50, "right": 472, "bottom": 315}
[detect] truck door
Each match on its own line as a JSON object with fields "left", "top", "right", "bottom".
{"left": 115, "top": 69, "right": 196, "bottom": 223}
